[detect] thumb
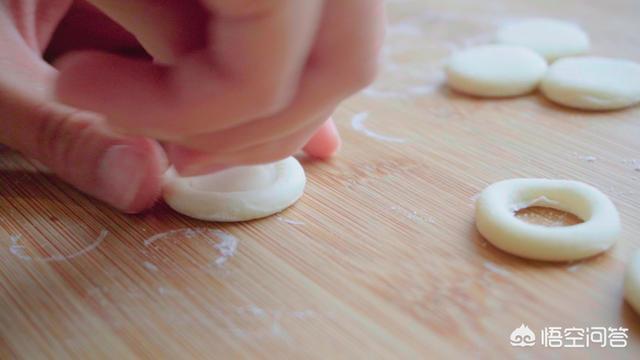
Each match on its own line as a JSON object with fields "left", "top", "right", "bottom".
{"left": 0, "top": 93, "right": 167, "bottom": 213}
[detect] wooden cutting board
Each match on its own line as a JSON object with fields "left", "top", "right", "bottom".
{"left": 1, "top": 0, "right": 639, "bottom": 358}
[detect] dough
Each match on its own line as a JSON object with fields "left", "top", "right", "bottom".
{"left": 496, "top": 18, "right": 590, "bottom": 61}
{"left": 475, "top": 178, "right": 620, "bottom": 261}
{"left": 162, "top": 157, "right": 306, "bottom": 222}
{"left": 625, "top": 250, "right": 640, "bottom": 315}
{"left": 446, "top": 45, "right": 547, "bottom": 97}
{"left": 540, "top": 56, "right": 640, "bottom": 110}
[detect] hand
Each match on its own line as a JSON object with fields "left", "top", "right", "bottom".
{"left": 54, "top": 0, "right": 385, "bottom": 174}
{"left": 0, "top": 0, "right": 167, "bottom": 213}
{"left": 0, "top": 0, "right": 383, "bottom": 213}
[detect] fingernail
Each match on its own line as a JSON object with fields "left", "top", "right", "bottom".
{"left": 98, "top": 145, "right": 146, "bottom": 211}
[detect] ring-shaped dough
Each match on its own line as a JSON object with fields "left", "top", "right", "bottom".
{"left": 446, "top": 45, "right": 548, "bottom": 97}
{"left": 624, "top": 250, "right": 640, "bottom": 315}
{"left": 163, "top": 157, "right": 306, "bottom": 222}
{"left": 475, "top": 179, "right": 620, "bottom": 261}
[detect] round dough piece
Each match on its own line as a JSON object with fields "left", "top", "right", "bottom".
{"left": 540, "top": 56, "right": 640, "bottom": 110}
{"left": 475, "top": 178, "right": 620, "bottom": 261}
{"left": 496, "top": 18, "right": 590, "bottom": 61}
{"left": 625, "top": 250, "right": 640, "bottom": 315}
{"left": 163, "top": 157, "right": 306, "bottom": 222}
{"left": 446, "top": 45, "right": 548, "bottom": 97}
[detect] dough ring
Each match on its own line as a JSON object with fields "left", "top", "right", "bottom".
{"left": 162, "top": 157, "right": 306, "bottom": 222}
{"left": 475, "top": 178, "right": 620, "bottom": 261}
{"left": 624, "top": 250, "right": 640, "bottom": 315}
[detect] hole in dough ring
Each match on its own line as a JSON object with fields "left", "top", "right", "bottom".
{"left": 475, "top": 178, "right": 620, "bottom": 261}
{"left": 624, "top": 250, "right": 640, "bottom": 315}
{"left": 162, "top": 157, "right": 306, "bottom": 222}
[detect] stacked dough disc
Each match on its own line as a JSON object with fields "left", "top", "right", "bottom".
{"left": 446, "top": 18, "right": 640, "bottom": 110}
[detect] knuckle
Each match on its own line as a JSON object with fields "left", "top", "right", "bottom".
{"left": 32, "top": 107, "right": 97, "bottom": 176}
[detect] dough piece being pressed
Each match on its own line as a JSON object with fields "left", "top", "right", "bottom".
{"left": 496, "top": 18, "right": 590, "bottom": 61}
{"left": 163, "top": 157, "right": 306, "bottom": 222}
{"left": 475, "top": 179, "right": 620, "bottom": 261}
{"left": 446, "top": 45, "right": 547, "bottom": 97}
{"left": 625, "top": 250, "right": 640, "bottom": 315}
{"left": 540, "top": 57, "right": 640, "bottom": 110}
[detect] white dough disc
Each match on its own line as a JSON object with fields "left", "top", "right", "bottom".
{"left": 446, "top": 45, "right": 548, "bottom": 97}
{"left": 162, "top": 157, "right": 306, "bottom": 222}
{"left": 625, "top": 250, "right": 640, "bottom": 315}
{"left": 475, "top": 178, "right": 620, "bottom": 261}
{"left": 540, "top": 56, "right": 640, "bottom": 110}
{"left": 495, "top": 18, "right": 590, "bottom": 61}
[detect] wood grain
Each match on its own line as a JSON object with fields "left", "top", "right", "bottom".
{"left": 1, "top": 0, "right": 640, "bottom": 358}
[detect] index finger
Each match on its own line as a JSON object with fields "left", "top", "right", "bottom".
{"left": 55, "top": 0, "right": 324, "bottom": 139}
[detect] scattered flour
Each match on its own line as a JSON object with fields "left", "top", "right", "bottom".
{"left": 390, "top": 206, "right": 437, "bottom": 224}
{"left": 276, "top": 216, "right": 305, "bottom": 225}
{"left": 143, "top": 261, "right": 159, "bottom": 272}
{"left": 9, "top": 230, "right": 108, "bottom": 262}
{"left": 579, "top": 155, "right": 597, "bottom": 162}
{"left": 351, "top": 112, "right": 408, "bottom": 143}
{"left": 212, "top": 230, "right": 238, "bottom": 267}
{"left": 143, "top": 228, "right": 238, "bottom": 267}
{"left": 483, "top": 261, "right": 511, "bottom": 277}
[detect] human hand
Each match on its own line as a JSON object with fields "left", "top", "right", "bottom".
{"left": 0, "top": 0, "right": 167, "bottom": 213}
{"left": 54, "top": 0, "right": 385, "bottom": 175}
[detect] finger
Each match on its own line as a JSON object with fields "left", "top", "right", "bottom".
{"left": 0, "top": 94, "right": 167, "bottom": 213}
{"left": 0, "top": 0, "right": 167, "bottom": 212}
{"left": 302, "top": 117, "right": 341, "bottom": 159}
{"left": 55, "top": 0, "right": 323, "bottom": 138}
{"left": 153, "top": 0, "right": 384, "bottom": 153}
{"left": 80, "top": 0, "right": 207, "bottom": 63}
{"left": 166, "top": 113, "right": 334, "bottom": 175}
{"left": 45, "top": 0, "right": 149, "bottom": 61}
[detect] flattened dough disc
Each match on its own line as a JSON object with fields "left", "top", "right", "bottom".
{"left": 625, "top": 250, "right": 640, "bottom": 315}
{"left": 496, "top": 18, "right": 590, "bottom": 61}
{"left": 163, "top": 157, "right": 306, "bottom": 222}
{"left": 446, "top": 45, "right": 547, "bottom": 97}
{"left": 540, "top": 56, "right": 640, "bottom": 110}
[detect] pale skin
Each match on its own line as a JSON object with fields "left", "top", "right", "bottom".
{"left": 0, "top": 0, "right": 385, "bottom": 213}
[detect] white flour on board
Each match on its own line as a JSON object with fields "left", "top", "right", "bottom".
{"left": 143, "top": 261, "right": 159, "bottom": 271}
{"left": 276, "top": 216, "right": 305, "bottom": 225}
{"left": 9, "top": 230, "right": 108, "bottom": 262}
{"left": 351, "top": 112, "right": 408, "bottom": 143}
{"left": 483, "top": 261, "right": 511, "bottom": 277}
{"left": 390, "top": 206, "right": 436, "bottom": 224}
{"left": 579, "top": 155, "right": 597, "bottom": 162}
{"left": 144, "top": 227, "right": 238, "bottom": 267}
{"left": 212, "top": 229, "right": 238, "bottom": 267}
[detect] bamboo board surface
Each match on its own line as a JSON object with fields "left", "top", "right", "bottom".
{"left": 1, "top": 0, "right": 640, "bottom": 358}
